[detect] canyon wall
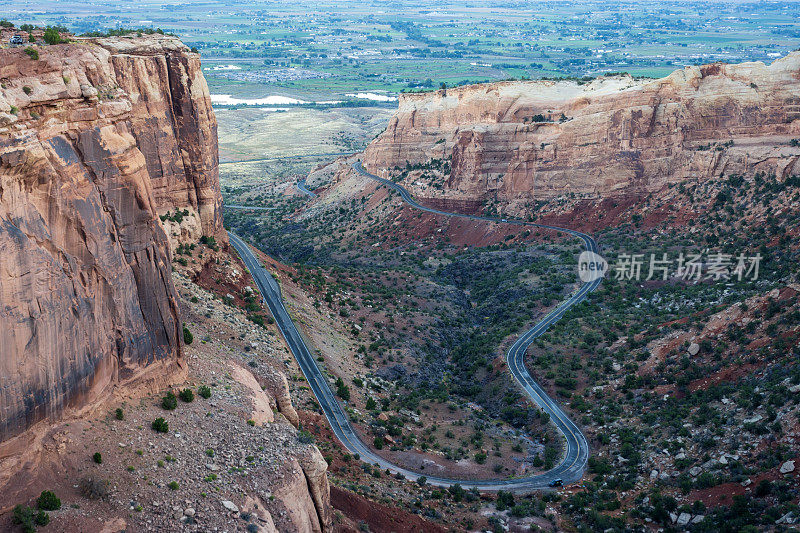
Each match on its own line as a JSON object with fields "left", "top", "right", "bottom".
{"left": 363, "top": 53, "right": 800, "bottom": 204}
{"left": 0, "top": 36, "right": 223, "bottom": 445}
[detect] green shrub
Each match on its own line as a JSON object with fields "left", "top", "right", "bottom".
{"left": 36, "top": 490, "right": 61, "bottom": 511}
{"left": 43, "top": 27, "right": 63, "bottom": 45}
{"left": 198, "top": 385, "right": 211, "bottom": 399}
{"left": 12, "top": 505, "right": 37, "bottom": 533}
{"left": 151, "top": 417, "right": 169, "bottom": 433}
{"left": 34, "top": 510, "right": 49, "bottom": 526}
{"left": 168, "top": 481, "right": 179, "bottom": 490}
{"left": 179, "top": 388, "right": 194, "bottom": 403}
{"left": 11, "top": 505, "right": 45, "bottom": 533}
{"left": 24, "top": 47, "right": 39, "bottom": 60}
{"left": 200, "top": 235, "right": 219, "bottom": 251}
{"left": 335, "top": 377, "right": 350, "bottom": 400}
{"left": 22, "top": 86, "right": 32, "bottom": 95}
{"left": 337, "top": 384, "right": 350, "bottom": 400}
{"left": 448, "top": 483, "right": 465, "bottom": 502}
{"left": 183, "top": 326, "right": 193, "bottom": 345}
{"left": 496, "top": 490, "right": 515, "bottom": 511}
{"left": 93, "top": 452, "right": 102, "bottom": 464}
{"left": 161, "top": 391, "right": 177, "bottom": 410}
{"left": 115, "top": 408, "right": 124, "bottom": 420}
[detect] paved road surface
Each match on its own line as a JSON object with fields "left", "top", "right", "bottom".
{"left": 228, "top": 162, "right": 603, "bottom": 491}
{"left": 296, "top": 178, "right": 317, "bottom": 197}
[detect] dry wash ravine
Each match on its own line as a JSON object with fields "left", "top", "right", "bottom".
{"left": 228, "top": 162, "right": 603, "bottom": 491}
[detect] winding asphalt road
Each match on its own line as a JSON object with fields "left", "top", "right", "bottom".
{"left": 228, "top": 162, "right": 602, "bottom": 491}
{"left": 296, "top": 178, "right": 316, "bottom": 196}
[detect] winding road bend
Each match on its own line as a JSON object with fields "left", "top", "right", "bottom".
{"left": 228, "top": 161, "right": 603, "bottom": 491}
{"left": 296, "top": 178, "right": 316, "bottom": 197}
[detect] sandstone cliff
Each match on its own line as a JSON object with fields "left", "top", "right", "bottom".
{"left": 0, "top": 36, "right": 223, "bottom": 446}
{"left": 362, "top": 53, "right": 800, "bottom": 207}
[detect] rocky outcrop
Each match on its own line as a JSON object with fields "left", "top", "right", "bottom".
{"left": 363, "top": 53, "right": 800, "bottom": 207}
{"left": 257, "top": 368, "right": 300, "bottom": 427}
{"left": 230, "top": 363, "right": 276, "bottom": 425}
{"left": 269, "top": 447, "right": 331, "bottom": 533}
{"left": 0, "top": 36, "right": 223, "bottom": 446}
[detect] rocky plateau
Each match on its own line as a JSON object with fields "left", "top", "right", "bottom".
{"left": 361, "top": 53, "right": 800, "bottom": 213}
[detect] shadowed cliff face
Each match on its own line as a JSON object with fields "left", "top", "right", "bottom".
{"left": 0, "top": 36, "right": 222, "bottom": 444}
{"left": 363, "top": 53, "right": 800, "bottom": 204}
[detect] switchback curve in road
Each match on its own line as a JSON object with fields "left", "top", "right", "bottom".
{"left": 227, "top": 162, "right": 603, "bottom": 491}
{"left": 296, "top": 178, "right": 317, "bottom": 197}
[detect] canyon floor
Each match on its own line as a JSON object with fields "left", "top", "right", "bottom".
{"left": 3, "top": 22, "right": 799, "bottom": 533}
{"left": 222, "top": 157, "right": 800, "bottom": 531}
{"left": 1, "top": 235, "right": 523, "bottom": 532}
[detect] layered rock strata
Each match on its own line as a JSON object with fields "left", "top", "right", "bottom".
{"left": 363, "top": 53, "right": 800, "bottom": 204}
{"left": 0, "top": 35, "right": 222, "bottom": 445}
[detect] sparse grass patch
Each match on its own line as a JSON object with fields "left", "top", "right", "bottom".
{"left": 78, "top": 477, "right": 109, "bottom": 500}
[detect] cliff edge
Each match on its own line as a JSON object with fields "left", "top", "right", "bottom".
{"left": 0, "top": 35, "right": 223, "bottom": 447}
{"left": 362, "top": 53, "right": 800, "bottom": 207}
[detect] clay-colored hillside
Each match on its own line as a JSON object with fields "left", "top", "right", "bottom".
{"left": 0, "top": 35, "right": 222, "bottom": 446}
{"left": 363, "top": 53, "right": 800, "bottom": 207}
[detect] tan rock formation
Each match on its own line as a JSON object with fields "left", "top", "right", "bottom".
{"left": 257, "top": 368, "right": 300, "bottom": 427}
{"left": 0, "top": 36, "right": 223, "bottom": 446}
{"left": 362, "top": 53, "right": 800, "bottom": 207}
{"left": 241, "top": 496, "right": 279, "bottom": 533}
{"left": 230, "top": 362, "right": 276, "bottom": 425}
{"left": 271, "top": 447, "right": 332, "bottom": 532}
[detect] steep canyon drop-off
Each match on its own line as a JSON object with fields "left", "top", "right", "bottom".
{"left": 0, "top": 36, "right": 222, "bottom": 447}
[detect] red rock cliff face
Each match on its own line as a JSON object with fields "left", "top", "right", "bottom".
{"left": 0, "top": 36, "right": 222, "bottom": 444}
{"left": 363, "top": 53, "right": 800, "bottom": 205}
